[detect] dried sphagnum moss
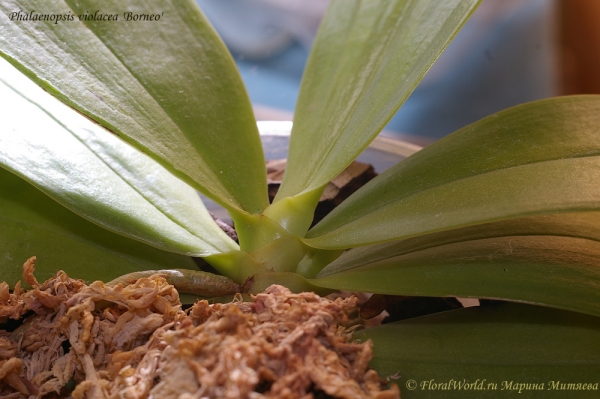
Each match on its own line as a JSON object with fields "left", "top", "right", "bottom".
{"left": 0, "top": 257, "right": 399, "bottom": 399}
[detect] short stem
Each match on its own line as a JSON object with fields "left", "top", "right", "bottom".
{"left": 263, "top": 187, "right": 324, "bottom": 237}
{"left": 204, "top": 251, "right": 267, "bottom": 284}
{"left": 248, "top": 234, "right": 308, "bottom": 273}
{"left": 231, "top": 212, "right": 291, "bottom": 253}
{"left": 243, "top": 271, "right": 335, "bottom": 295}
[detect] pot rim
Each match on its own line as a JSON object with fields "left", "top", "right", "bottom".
{"left": 256, "top": 121, "right": 422, "bottom": 159}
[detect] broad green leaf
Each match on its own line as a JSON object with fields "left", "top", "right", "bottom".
{"left": 305, "top": 96, "right": 600, "bottom": 249}
{"left": 318, "top": 212, "right": 600, "bottom": 276}
{"left": 0, "top": 167, "right": 198, "bottom": 286}
{"left": 311, "top": 235, "right": 600, "bottom": 317}
{"left": 276, "top": 0, "right": 480, "bottom": 202}
{"left": 355, "top": 304, "right": 600, "bottom": 399}
{"left": 0, "top": 0, "right": 268, "bottom": 216}
{"left": 0, "top": 58, "right": 237, "bottom": 257}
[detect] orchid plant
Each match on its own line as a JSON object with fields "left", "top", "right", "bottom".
{"left": 1, "top": 0, "right": 599, "bottom": 396}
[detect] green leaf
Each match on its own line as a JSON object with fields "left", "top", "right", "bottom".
{"left": 0, "top": 0, "right": 268, "bottom": 216}
{"left": 355, "top": 304, "right": 600, "bottom": 399}
{"left": 305, "top": 96, "right": 600, "bottom": 249}
{"left": 0, "top": 167, "right": 198, "bottom": 286}
{"left": 318, "top": 212, "right": 600, "bottom": 276}
{"left": 311, "top": 235, "right": 600, "bottom": 317}
{"left": 275, "top": 0, "right": 480, "bottom": 203}
{"left": 0, "top": 58, "right": 237, "bottom": 257}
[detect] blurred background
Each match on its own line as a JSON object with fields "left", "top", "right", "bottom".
{"left": 197, "top": 0, "right": 600, "bottom": 146}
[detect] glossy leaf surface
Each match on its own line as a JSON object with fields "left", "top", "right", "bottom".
{"left": 277, "top": 0, "right": 480, "bottom": 201}
{"left": 0, "top": 58, "right": 237, "bottom": 257}
{"left": 306, "top": 96, "right": 600, "bottom": 249}
{"left": 312, "top": 235, "right": 600, "bottom": 317}
{"left": 355, "top": 304, "right": 600, "bottom": 399}
{"left": 0, "top": 0, "right": 268, "bottom": 216}
{"left": 0, "top": 168, "right": 197, "bottom": 286}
